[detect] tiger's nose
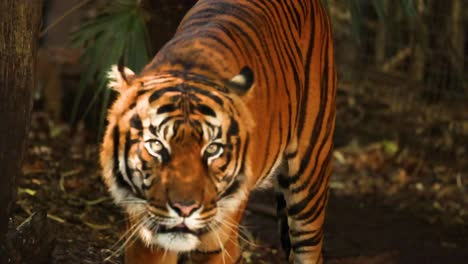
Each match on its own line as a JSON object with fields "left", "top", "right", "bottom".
{"left": 170, "top": 200, "right": 201, "bottom": 217}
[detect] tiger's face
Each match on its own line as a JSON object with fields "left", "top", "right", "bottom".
{"left": 100, "top": 66, "right": 254, "bottom": 252}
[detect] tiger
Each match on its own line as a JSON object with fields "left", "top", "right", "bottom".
{"left": 100, "top": 0, "right": 335, "bottom": 263}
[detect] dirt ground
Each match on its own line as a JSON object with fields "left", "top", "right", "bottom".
{"left": 5, "top": 77, "right": 468, "bottom": 263}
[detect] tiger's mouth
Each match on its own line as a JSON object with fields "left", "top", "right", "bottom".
{"left": 156, "top": 221, "right": 214, "bottom": 236}
{"left": 158, "top": 223, "right": 196, "bottom": 235}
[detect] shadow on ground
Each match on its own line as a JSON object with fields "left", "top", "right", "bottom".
{"left": 245, "top": 190, "right": 468, "bottom": 264}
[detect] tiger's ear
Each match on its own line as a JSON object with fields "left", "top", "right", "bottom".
{"left": 228, "top": 66, "right": 254, "bottom": 96}
{"left": 107, "top": 64, "right": 135, "bottom": 93}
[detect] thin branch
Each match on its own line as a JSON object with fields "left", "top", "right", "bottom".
{"left": 382, "top": 46, "right": 412, "bottom": 72}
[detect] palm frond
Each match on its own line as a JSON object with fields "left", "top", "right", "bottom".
{"left": 71, "top": 0, "right": 151, "bottom": 138}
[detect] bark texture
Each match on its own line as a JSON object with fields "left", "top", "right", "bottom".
{"left": 0, "top": 0, "right": 42, "bottom": 250}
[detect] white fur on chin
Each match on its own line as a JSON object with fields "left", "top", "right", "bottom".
{"left": 139, "top": 226, "right": 200, "bottom": 252}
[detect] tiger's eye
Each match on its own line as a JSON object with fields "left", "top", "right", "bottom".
{"left": 144, "top": 139, "right": 168, "bottom": 160}
{"left": 149, "top": 140, "right": 163, "bottom": 152}
{"left": 205, "top": 144, "right": 222, "bottom": 156}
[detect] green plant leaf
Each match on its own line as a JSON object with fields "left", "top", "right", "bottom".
{"left": 70, "top": 0, "right": 152, "bottom": 137}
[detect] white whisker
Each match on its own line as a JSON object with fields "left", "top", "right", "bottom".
{"left": 217, "top": 218, "right": 258, "bottom": 248}
{"left": 104, "top": 216, "right": 151, "bottom": 262}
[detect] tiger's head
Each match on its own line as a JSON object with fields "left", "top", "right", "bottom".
{"left": 100, "top": 65, "right": 255, "bottom": 252}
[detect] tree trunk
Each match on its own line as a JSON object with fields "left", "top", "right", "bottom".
{"left": 450, "top": 0, "right": 464, "bottom": 67}
{"left": 410, "top": 0, "right": 427, "bottom": 81}
{"left": 374, "top": 0, "right": 388, "bottom": 66}
{"left": 0, "top": 0, "right": 42, "bottom": 252}
{"left": 449, "top": 0, "right": 464, "bottom": 92}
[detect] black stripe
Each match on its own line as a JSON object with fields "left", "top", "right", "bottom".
{"left": 182, "top": 5, "right": 226, "bottom": 21}
{"left": 193, "top": 249, "right": 222, "bottom": 255}
{"left": 293, "top": 188, "right": 328, "bottom": 224}
{"left": 157, "top": 104, "right": 178, "bottom": 114}
{"left": 124, "top": 131, "right": 141, "bottom": 197}
{"left": 288, "top": 51, "right": 335, "bottom": 193}
{"left": 285, "top": 149, "right": 298, "bottom": 159}
{"left": 290, "top": 228, "right": 319, "bottom": 237}
{"left": 130, "top": 114, "right": 143, "bottom": 130}
{"left": 195, "top": 89, "right": 226, "bottom": 106}
{"left": 158, "top": 70, "right": 230, "bottom": 95}
{"left": 238, "top": 135, "right": 249, "bottom": 175}
{"left": 285, "top": 39, "right": 331, "bottom": 187}
{"left": 129, "top": 138, "right": 139, "bottom": 145}
{"left": 159, "top": 115, "right": 182, "bottom": 129}
{"left": 276, "top": 192, "right": 291, "bottom": 256}
{"left": 177, "top": 253, "right": 189, "bottom": 264}
{"left": 211, "top": 3, "right": 266, "bottom": 69}
{"left": 283, "top": 1, "right": 300, "bottom": 31}
{"left": 291, "top": 229, "right": 323, "bottom": 251}
{"left": 149, "top": 86, "right": 181, "bottom": 103}
{"left": 291, "top": 123, "right": 333, "bottom": 194}
{"left": 230, "top": 136, "right": 242, "bottom": 178}
{"left": 198, "top": 210, "right": 217, "bottom": 221}
{"left": 277, "top": 173, "right": 291, "bottom": 189}
{"left": 302, "top": 192, "right": 328, "bottom": 225}
{"left": 296, "top": 0, "right": 307, "bottom": 20}
{"left": 256, "top": 0, "right": 285, "bottom": 111}
{"left": 297, "top": 1, "right": 317, "bottom": 136}
{"left": 291, "top": 81, "right": 334, "bottom": 192}
{"left": 184, "top": 73, "right": 229, "bottom": 94}
{"left": 227, "top": 118, "right": 239, "bottom": 138}
{"left": 218, "top": 175, "right": 243, "bottom": 200}
{"left": 149, "top": 124, "right": 158, "bottom": 136}
{"left": 279, "top": 24, "right": 302, "bottom": 138}
{"left": 202, "top": 32, "right": 238, "bottom": 57}
{"left": 196, "top": 104, "right": 216, "bottom": 117}
{"left": 287, "top": 150, "right": 331, "bottom": 217}
{"left": 245, "top": 0, "right": 297, "bottom": 152}
{"left": 112, "top": 126, "right": 130, "bottom": 190}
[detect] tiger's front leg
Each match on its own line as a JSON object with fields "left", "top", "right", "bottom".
{"left": 278, "top": 169, "right": 330, "bottom": 263}
{"left": 277, "top": 146, "right": 333, "bottom": 264}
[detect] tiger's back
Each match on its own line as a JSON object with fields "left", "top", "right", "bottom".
{"left": 101, "top": 0, "right": 335, "bottom": 263}
{"left": 147, "top": 0, "right": 335, "bottom": 185}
